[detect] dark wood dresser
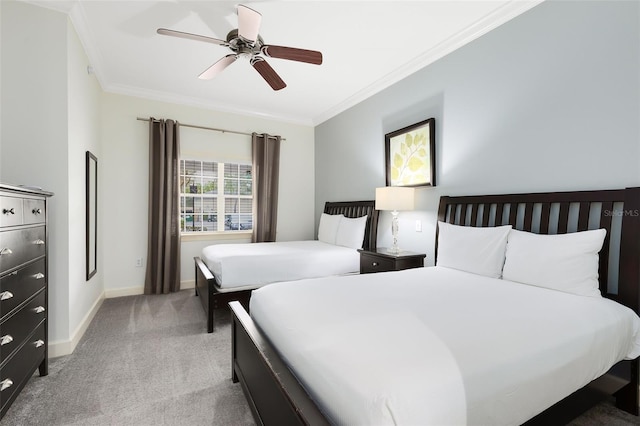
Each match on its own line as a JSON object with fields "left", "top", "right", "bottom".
{"left": 0, "top": 184, "right": 52, "bottom": 419}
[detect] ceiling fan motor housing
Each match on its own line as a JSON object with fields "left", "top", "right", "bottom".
{"left": 226, "top": 29, "right": 264, "bottom": 59}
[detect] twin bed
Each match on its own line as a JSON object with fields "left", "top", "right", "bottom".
{"left": 229, "top": 187, "right": 640, "bottom": 425}
{"left": 194, "top": 200, "right": 379, "bottom": 332}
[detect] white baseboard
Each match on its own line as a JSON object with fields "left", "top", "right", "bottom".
{"left": 104, "top": 285, "right": 144, "bottom": 298}
{"left": 48, "top": 280, "right": 196, "bottom": 357}
{"left": 104, "top": 280, "right": 194, "bottom": 298}
{"left": 48, "top": 292, "right": 105, "bottom": 358}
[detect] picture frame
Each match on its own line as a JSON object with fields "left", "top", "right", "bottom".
{"left": 86, "top": 151, "right": 98, "bottom": 281}
{"left": 385, "top": 118, "right": 436, "bottom": 187}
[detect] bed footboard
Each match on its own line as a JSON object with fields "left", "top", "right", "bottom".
{"left": 194, "top": 257, "right": 215, "bottom": 332}
{"left": 195, "top": 257, "right": 253, "bottom": 333}
{"left": 230, "top": 301, "right": 330, "bottom": 426}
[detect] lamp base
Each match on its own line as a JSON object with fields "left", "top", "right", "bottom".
{"left": 388, "top": 210, "right": 400, "bottom": 254}
{"left": 387, "top": 246, "right": 401, "bottom": 255}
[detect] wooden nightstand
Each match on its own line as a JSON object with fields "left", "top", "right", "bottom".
{"left": 357, "top": 248, "right": 426, "bottom": 274}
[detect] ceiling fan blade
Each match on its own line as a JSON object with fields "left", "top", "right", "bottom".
{"left": 237, "top": 5, "right": 262, "bottom": 43}
{"left": 262, "top": 45, "right": 323, "bottom": 65}
{"left": 198, "top": 55, "right": 237, "bottom": 80}
{"left": 157, "top": 28, "right": 227, "bottom": 46}
{"left": 250, "top": 57, "right": 286, "bottom": 91}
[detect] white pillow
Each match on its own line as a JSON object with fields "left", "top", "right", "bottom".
{"left": 335, "top": 215, "right": 368, "bottom": 249}
{"left": 502, "top": 228, "right": 606, "bottom": 297}
{"left": 436, "top": 221, "right": 512, "bottom": 278}
{"left": 317, "top": 213, "right": 344, "bottom": 245}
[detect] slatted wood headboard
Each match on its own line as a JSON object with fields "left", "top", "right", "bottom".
{"left": 436, "top": 187, "right": 640, "bottom": 312}
{"left": 324, "top": 200, "right": 379, "bottom": 251}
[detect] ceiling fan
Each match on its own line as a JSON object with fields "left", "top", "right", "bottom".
{"left": 157, "top": 4, "right": 323, "bottom": 91}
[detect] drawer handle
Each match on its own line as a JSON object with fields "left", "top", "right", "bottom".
{"left": 2, "top": 208, "right": 15, "bottom": 215}
{"left": 0, "top": 335, "right": 13, "bottom": 346}
{"left": 34, "top": 339, "right": 45, "bottom": 348}
{"left": 34, "top": 272, "right": 45, "bottom": 279}
{"left": 372, "top": 262, "right": 378, "bottom": 267}
{"left": 34, "top": 306, "right": 45, "bottom": 314}
{"left": 0, "top": 291, "right": 14, "bottom": 301}
{"left": 0, "top": 379, "right": 13, "bottom": 392}
{"left": 34, "top": 239, "right": 45, "bottom": 245}
{"left": 0, "top": 248, "right": 13, "bottom": 256}
{"left": 32, "top": 208, "right": 42, "bottom": 215}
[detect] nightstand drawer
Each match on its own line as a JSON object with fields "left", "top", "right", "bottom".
{"left": 360, "top": 254, "right": 395, "bottom": 274}
{"left": 358, "top": 248, "right": 426, "bottom": 274}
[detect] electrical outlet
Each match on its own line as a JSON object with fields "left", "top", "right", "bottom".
{"left": 135, "top": 258, "right": 143, "bottom": 267}
{"left": 415, "top": 220, "right": 422, "bottom": 232}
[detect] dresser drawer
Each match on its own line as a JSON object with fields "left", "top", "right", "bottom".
{"left": 0, "top": 197, "right": 23, "bottom": 228}
{"left": 0, "top": 290, "right": 45, "bottom": 362}
{"left": 0, "top": 227, "right": 45, "bottom": 274}
{"left": 0, "top": 323, "right": 45, "bottom": 410}
{"left": 0, "top": 259, "right": 46, "bottom": 321}
{"left": 22, "top": 199, "right": 45, "bottom": 225}
{"left": 360, "top": 253, "right": 395, "bottom": 273}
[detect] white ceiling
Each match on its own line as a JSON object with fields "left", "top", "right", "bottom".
{"left": 23, "top": 0, "right": 543, "bottom": 126}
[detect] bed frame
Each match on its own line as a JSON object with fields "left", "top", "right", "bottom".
{"left": 194, "top": 200, "right": 379, "bottom": 333}
{"left": 230, "top": 187, "right": 640, "bottom": 425}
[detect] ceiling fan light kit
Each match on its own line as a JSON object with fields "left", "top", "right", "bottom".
{"left": 158, "top": 4, "right": 323, "bottom": 91}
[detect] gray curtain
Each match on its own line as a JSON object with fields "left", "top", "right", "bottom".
{"left": 252, "top": 133, "right": 281, "bottom": 243}
{"left": 144, "top": 118, "right": 181, "bottom": 294}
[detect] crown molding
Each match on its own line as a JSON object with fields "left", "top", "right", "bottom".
{"left": 104, "top": 82, "right": 315, "bottom": 127}
{"left": 311, "top": 0, "right": 544, "bottom": 126}
{"left": 32, "top": 0, "right": 543, "bottom": 128}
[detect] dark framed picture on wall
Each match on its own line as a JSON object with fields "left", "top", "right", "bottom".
{"left": 86, "top": 151, "right": 98, "bottom": 281}
{"left": 385, "top": 118, "right": 436, "bottom": 187}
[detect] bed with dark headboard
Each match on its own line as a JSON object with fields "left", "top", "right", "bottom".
{"left": 229, "top": 187, "right": 640, "bottom": 425}
{"left": 194, "top": 200, "right": 378, "bottom": 333}
{"left": 436, "top": 187, "right": 640, "bottom": 423}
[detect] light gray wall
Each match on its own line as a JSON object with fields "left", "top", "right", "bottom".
{"left": 1, "top": 0, "right": 72, "bottom": 344}
{"left": 100, "top": 93, "right": 315, "bottom": 295}
{"left": 315, "top": 0, "right": 640, "bottom": 264}
{"left": 0, "top": 2, "right": 2, "bottom": 178}
{"left": 1, "top": 1, "right": 104, "bottom": 353}
{"left": 67, "top": 17, "right": 104, "bottom": 343}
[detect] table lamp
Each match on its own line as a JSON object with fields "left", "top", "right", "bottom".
{"left": 375, "top": 186, "right": 415, "bottom": 254}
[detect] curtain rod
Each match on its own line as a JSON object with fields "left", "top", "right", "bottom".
{"left": 136, "top": 117, "right": 285, "bottom": 141}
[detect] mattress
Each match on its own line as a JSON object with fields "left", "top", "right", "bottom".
{"left": 249, "top": 266, "right": 640, "bottom": 426}
{"left": 201, "top": 240, "right": 360, "bottom": 289}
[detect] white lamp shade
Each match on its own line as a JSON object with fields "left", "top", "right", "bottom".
{"left": 375, "top": 187, "right": 415, "bottom": 211}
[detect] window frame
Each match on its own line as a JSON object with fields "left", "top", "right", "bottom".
{"left": 179, "top": 159, "right": 253, "bottom": 237}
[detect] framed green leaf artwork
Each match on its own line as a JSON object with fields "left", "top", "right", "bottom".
{"left": 385, "top": 118, "right": 436, "bottom": 187}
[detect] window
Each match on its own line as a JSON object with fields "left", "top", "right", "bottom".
{"left": 180, "top": 159, "right": 253, "bottom": 233}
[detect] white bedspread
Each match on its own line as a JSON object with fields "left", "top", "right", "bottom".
{"left": 249, "top": 266, "right": 640, "bottom": 426}
{"left": 201, "top": 240, "right": 360, "bottom": 289}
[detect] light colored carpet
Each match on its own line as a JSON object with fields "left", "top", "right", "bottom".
{"left": 2, "top": 290, "right": 255, "bottom": 425}
{"left": 2, "top": 290, "right": 638, "bottom": 425}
